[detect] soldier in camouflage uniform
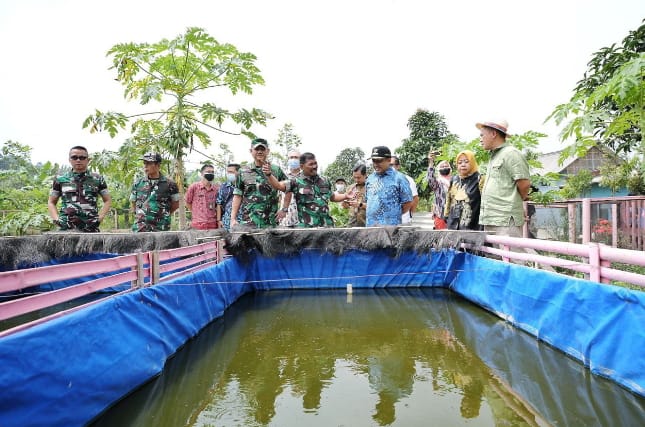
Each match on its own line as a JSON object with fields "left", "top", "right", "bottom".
{"left": 230, "top": 138, "right": 287, "bottom": 229}
{"left": 265, "top": 152, "right": 349, "bottom": 228}
{"left": 48, "top": 146, "right": 112, "bottom": 232}
{"left": 129, "top": 152, "right": 180, "bottom": 232}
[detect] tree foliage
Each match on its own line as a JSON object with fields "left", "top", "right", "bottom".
{"left": 272, "top": 123, "right": 302, "bottom": 169}
{"left": 0, "top": 141, "right": 60, "bottom": 235}
{"left": 546, "top": 21, "right": 644, "bottom": 179}
{"left": 322, "top": 147, "right": 366, "bottom": 184}
{"left": 83, "top": 27, "right": 271, "bottom": 227}
{"left": 559, "top": 169, "right": 593, "bottom": 199}
{"left": 396, "top": 110, "right": 456, "bottom": 188}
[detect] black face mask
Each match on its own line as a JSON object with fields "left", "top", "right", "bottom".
{"left": 204, "top": 173, "right": 215, "bottom": 181}
{"left": 439, "top": 168, "right": 451, "bottom": 176}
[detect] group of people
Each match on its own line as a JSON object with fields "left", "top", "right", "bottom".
{"left": 48, "top": 118, "right": 530, "bottom": 237}
{"left": 48, "top": 146, "right": 242, "bottom": 233}
{"left": 427, "top": 119, "right": 531, "bottom": 238}
{"left": 235, "top": 139, "right": 415, "bottom": 229}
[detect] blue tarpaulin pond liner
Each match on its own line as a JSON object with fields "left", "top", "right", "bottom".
{"left": 0, "top": 248, "right": 643, "bottom": 426}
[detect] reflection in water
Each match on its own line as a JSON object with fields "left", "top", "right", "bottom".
{"left": 91, "top": 289, "right": 644, "bottom": 427}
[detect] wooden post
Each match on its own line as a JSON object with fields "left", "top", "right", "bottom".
{"left": 568, "top": 202, "right": 576, "bottom": 243}
{"left": 522, "top": 201, "right": 529, "bottom": 238}
{"left": 150, "top": 251, "right": 160, "bottom": 285}
{"left": 611, "top": 203, "right": 618, "bottom": 248}
{"left": 582, "top": 198, "right": 591, "bottom": 244}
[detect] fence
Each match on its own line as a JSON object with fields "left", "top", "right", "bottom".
{"left": 526, "top": 196, "right": 645, "bottom": 251}
{"left": 1, "top": 232, "right": 643, "bottom": 336}
{"left": 0, "top": 241, "right": 221, "bottom": 332}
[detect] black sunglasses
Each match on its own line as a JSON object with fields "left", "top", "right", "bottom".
{"left": 70, "top": 156, "right": 88, "bottom": 161}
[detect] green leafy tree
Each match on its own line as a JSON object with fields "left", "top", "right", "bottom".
{"left": 0, "top": 141, "right": 60, "bottom": 235}
{"left": 598, "top": 158, "right": 629, "bottom": 196}
{"left": 396, "top": 110, "right": 456, "bottom": 187}
{"left": 90, "top": 145, "right": 141, "bottom": 229}
{"left": 546, "top": 21, "right": 644, "bottom": 189}
{"left": 84, "top": 27, "right": 271, "bottom": 228}
{"left": 559, "top": 169, "right": 593, "bottom": 199}
{"left": 322, "top": 147, "right": 366, "bottom": 184}
{"left": 272, "top": 123, "right": 302, "bottom": 169}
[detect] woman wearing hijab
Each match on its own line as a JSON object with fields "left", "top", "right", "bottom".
{"left": 444, "top": 150, "right": 483, "bottom": 231}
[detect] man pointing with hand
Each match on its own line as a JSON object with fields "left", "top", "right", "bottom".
{"left": 230, "top": 138, "right": 287, "bottom": 229}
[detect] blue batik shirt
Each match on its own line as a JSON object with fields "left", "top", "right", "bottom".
{"left": 365, "top": 167, "right": 413, "bottom": 226}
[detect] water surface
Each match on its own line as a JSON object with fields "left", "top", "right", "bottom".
{"left": 91, "top": 288, "right": 644, "bottom": 426}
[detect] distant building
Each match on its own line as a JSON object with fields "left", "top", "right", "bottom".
{"left": 530, "top": 146, "right": 630, "bottom": 241}
{"left": 534, "top": 146, "right": 628, "bottom": 198}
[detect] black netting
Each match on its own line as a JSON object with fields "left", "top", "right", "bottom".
{"left": 1, "top": 227, "right": 488, "bottom": 270}
{"left": 0, "top": 230, "right": 225, "bottom": 270}
{"left": 224, "top": 226, "right": 487, "bottom": 263}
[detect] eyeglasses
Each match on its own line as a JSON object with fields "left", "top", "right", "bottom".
{"left": 372, "top": 158, "right": 389, "bottom": 163}
{"left": 70, "top": 156, "right": 88, "bottom": 161}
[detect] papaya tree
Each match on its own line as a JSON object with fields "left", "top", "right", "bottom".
{"left": 83, "top": 27, "right": 271, "bottom": 228}
{"left": 547, "top": 21, "right": 644, "bottom": 190}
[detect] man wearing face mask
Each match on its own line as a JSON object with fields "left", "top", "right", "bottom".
{"left": 216, "top": 163, "right": 242, "bottom": 231}
{"left": 278, "top": 150, "right": 301, "bottom": 227}
{"left": 185, "top": 163, "right": 220, "bottom": 230}
{"left": 426, "top": 150, "right": 452, "bottom": 230}
{"left": 334, "top": 178, "right": 347, "bottom": 193}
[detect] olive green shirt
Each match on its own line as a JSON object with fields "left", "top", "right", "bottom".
{"left": 480, "top": 144, "right": 530, "bottom": 227}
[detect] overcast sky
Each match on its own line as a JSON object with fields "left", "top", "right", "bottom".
{"left": 0, "top": 0, "right": 643, "bottom": 170}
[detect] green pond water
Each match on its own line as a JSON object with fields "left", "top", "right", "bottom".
{"left": 91, "top": 288, "right": 644, "bottom": 426}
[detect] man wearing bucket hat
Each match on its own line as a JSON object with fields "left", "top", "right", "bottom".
{"left": 477, "top": 119, "right": 530, "bottom": 238}
{"left": 230, "top": 138, "right": 288, "bottom": 229}
{"left": 365, "top": 146, "right": 413, "bottom": 226}
{"left": 130, "top": 152, "right": 180, "bottom": 232}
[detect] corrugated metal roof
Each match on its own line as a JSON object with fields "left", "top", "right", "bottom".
{"left": 533, "top": 150, "right": 576, "bottom": 175}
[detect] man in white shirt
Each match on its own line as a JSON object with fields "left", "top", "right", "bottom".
{"left": 390, "top": 156, "right": 419, "bottom": 224}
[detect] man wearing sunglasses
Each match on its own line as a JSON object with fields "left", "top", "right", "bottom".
{"left": 48, "top": 146, "right": 112, "bottom": 232}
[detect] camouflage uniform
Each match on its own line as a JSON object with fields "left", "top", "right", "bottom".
{"left": 234, "top": 164, "right": 287, "bottom": 228}
{"left": 130, "top": 175, "right": 180, "bottom": 232}
{"left": 285, "top": 173, "right": 335, "bottom": 228}
{"left": 50, "top": 171, "right": 109, "bottom": 232}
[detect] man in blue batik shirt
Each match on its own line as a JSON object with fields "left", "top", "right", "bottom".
{"left": 365, "top": 146, "right": 413, "bottom": 226}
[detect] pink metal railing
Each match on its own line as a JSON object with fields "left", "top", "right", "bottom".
{"left": 0, "top": 241, "right": 222, "bottom": 324}
{"left": 1, "top": 234, "right": 642, "bottom": 330}
{"left": 482, "top": 235, "right": 645, "bottom": 287}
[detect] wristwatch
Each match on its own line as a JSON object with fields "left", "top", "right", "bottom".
{"left": 281, "top": 207, "right": 288, "bottom": 212}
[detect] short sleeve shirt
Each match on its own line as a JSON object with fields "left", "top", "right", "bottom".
{"left": 234, "top": 164, "right": 287, "bottom": 228}
{"left": 365, "top": 168, "right": 413, "bottom": 226}
{"left": 480, "top": 144, "right": 530, "bottom": 226}
{"left": 284, "top": 173, "right": 334, "bottom": 228}
{"left": 50, "top": 171, "right": 109, "bottom": 231}
{"left": 185, "top": 181, "right": 219, "bottom": 229}
{"left": 129, "top": 175, "right": 180, "bottom": 232}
